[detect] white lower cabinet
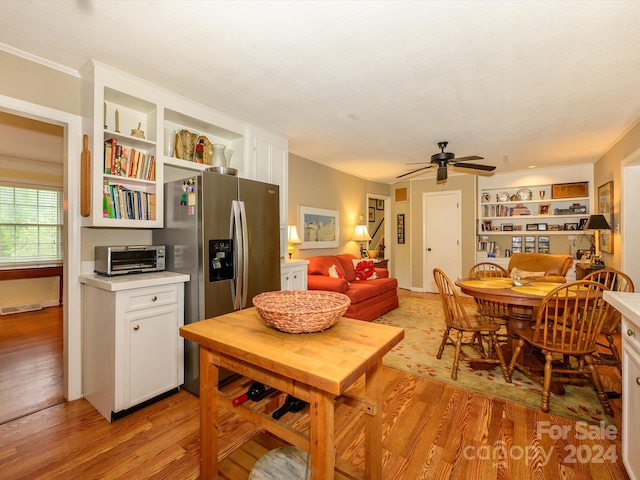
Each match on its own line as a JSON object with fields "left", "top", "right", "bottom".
{"left": 603, "top": 292, "right": 640, "bottom": 480}
{"left": 80, "top": 273, "right": 188, "bottom": 422}
{"left": 281, "top": 259, "right": 309, "bottom": 290}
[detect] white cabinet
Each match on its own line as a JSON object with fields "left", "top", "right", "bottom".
{"left": 281, "top": 260, "right": 308, "bottom": 291}
{"left": 603, "top": 292, "right": 640, "bottom": 480}
{"left": 80, "top": 272, "right": 188, "bottom": 422}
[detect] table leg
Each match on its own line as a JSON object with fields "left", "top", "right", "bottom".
{"left": 365, "top": 358, "right": 383, "bottom": 480}
{"left": 200, "top": 347, "right": 220, "bottom": 479}
{"left": 309, "top": 387, "right": 335, "bottom": 480}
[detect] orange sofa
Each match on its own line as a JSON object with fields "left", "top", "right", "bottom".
{"left": 306, "top": 253, "right": 399, "bottom": 322}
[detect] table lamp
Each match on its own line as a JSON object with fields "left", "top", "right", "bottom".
{"left": 584, "top": 214, "right": 611, "bottom": 261}
{"left": 287, "top": 225, "right": 302, "bottom": 259}
{"left": 353, "top": 224, "right": 372, "bottom": 258}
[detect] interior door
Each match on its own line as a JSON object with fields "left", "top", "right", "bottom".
{"left": 423, "top": 191, "right": 462, "bottom": 292}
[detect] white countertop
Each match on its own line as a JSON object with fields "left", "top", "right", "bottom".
{"left": 603, "top": 291, "right": 640, "bottom": 325}
{"left": 79, "top": 271, "right": 190, "bottom": 292}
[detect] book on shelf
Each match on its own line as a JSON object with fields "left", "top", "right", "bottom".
{"left": 102, "top": 181, "right": 155, "bottom": 220}
{"left": 104, "top": 138, "right": 117, "bottom": 174}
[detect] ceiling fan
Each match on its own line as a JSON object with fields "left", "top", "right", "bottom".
{"left": 397, "top": 141, "right": 496, "bottom": 182}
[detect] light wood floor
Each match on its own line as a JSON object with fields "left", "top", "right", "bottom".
{"left": 0, "top": 295, "right": 628, "bottom": 479}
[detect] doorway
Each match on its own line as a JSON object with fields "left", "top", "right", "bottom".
{"left": 423, "top": 190, "right": 462, "bottom": 293}
{"left": 0, "top": 94, "right": 82, "bottom": 402}
{"left": 367, "top": 194, "right": 391, "bottom": 266}
{"left": 621, "top": 150, "right": 640, "bottom": 286}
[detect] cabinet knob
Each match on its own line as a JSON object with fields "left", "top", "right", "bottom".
{"left": 286, "top": 276, "right": 289, "bottom": 280}
{"left": 627, "top": 329, "right": 636, "bottom": 337}
{"left": 293, "top": 274, "right": 297, "bottom": 279}
{"left": 636, "top": 377, "right": 640, "bottom": 386}
{"left": 151, "top": 296, "right": 157, "bottom": 301}
{"left": 133, "top": 324, "right": 140, "bottom": 331}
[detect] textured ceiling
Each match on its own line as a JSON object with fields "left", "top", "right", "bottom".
{"left": 1, "top": 1, "right": 640, "bottom": 184}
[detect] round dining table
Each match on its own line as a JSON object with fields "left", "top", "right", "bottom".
{"left": 455, "top": 277, "right": 571, "bottom": 394}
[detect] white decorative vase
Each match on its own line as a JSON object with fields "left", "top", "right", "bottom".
{"left": 211, "top": 144, "right": 227, "bottom": 167}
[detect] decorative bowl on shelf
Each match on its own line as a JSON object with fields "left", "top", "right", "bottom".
{"left": 252, "top": 290, "right": 351, "bottom": 334}
{"left": 367, "top": 250, "right": 379, "bottom": 259}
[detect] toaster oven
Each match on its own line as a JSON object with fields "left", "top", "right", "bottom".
{"left": 94, "top": 245, "right": 166, "bottom": 276}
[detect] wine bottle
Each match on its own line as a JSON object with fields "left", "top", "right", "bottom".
{"left": 272, "top": 395, "right": 308, "bottom": 420}
{"left": 232, "top": 382, "right": 276, "bottom": 407}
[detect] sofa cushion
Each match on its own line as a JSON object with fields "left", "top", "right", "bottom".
{"left": 345, "top": 277, "right": 398, "bottom": 303}
{"left": 336, "top": 253, "right": 359, "bottom": 282}
{"left": 328, "top": 264, "right": 345, "bottom": 279}
{"left": 307, "top": 255, "right": 342, "bottom": 276}
{"left": 352, "top": 259, "right": 379, "bottom": 280}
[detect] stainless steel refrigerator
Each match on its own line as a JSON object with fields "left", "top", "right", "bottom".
{"left": 153, "top": 170, "right": 281, "bottom": 394}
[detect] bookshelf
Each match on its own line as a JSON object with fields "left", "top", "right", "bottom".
{"left": 476, "top": 177, "right": 593, "bottom": 262}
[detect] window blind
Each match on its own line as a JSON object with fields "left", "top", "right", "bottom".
{"left": 0, "top": 186, "right": 63, "bottom": 266}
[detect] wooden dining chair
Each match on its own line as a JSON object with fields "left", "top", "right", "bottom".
{"left": 467, "top": 262, "right": 510, "bottom": 354}
{"left": 506, "top": 280, "right": 614, "bottom": 416}
{"left": 433, "top": 268, "right": 511, "bottom": 382}
{"left": 582, "top": 268, "right": 634, "bottom": 373}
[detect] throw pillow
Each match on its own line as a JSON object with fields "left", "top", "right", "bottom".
{"left": 328, "top": 264, "right": 344, "bottom": 279}
{"left": 352, "top": 259, "right": 379, "bottom": 280}
{"left": 510, "top": 267, "right": 546, "bottom": 278}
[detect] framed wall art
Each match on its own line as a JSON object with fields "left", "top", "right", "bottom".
{"left": 397, "top": 214, "right": 405, "bottom": 244}
{"left": 299, "top": 206, "right": 339, "bottom": 249}
{"left": 598, "top": 181, "right": 613, "bottom": 253}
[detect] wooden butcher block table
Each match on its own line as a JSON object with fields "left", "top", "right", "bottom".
{"left": 180, "top": 307, "right": 404, "bottom": 480}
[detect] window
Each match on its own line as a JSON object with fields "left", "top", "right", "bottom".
{"left": 0, "top": 186, "right": 63, "bottom": 266}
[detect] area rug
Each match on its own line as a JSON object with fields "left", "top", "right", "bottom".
{"left": 373, "top": 296, "right": 613, "bottom": 425}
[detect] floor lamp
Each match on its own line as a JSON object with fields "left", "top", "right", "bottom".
{"left": 584, "top": 214, "right": 611, "bottom": 263}
{"left": 353, "top": 225, "right": 372, "bottom": 258}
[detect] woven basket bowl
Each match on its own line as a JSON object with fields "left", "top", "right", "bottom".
{"left": 252, "top": 290, "right": 351, "bottom": 334}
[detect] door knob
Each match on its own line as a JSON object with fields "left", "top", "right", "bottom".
{"left": 133, "top": 325, "right": 140, "bottom": 331}
{"left": 427, "top": 248, "right": 432, "bottom": 252}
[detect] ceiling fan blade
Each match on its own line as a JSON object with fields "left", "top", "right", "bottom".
{"left": 437, "top": 166, "right": 448, "bottom": 182}
{"left": 396, "top": 165, "right": 435, "bottom": 179}
{"left": 404, "top": 161, "right": 433, "bottom": 165}
{"left": 453, "top": 162, "right": 496, "bottom": 172}
{"left": 453, "top": 155, "right": 484, "bottom": 162}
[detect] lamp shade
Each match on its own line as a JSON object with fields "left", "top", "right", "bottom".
{"left": 287, "top": 225, "right": 302, "bottom": 244}
{"left": 353, "top": 225, "right": 372, "bottom": 242}
{"left": 584, "top": 214, "right": 611, "bottom": 231}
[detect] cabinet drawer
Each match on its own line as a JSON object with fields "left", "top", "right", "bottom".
{"left": 622, "top": 317, "right": 640, "bottom": 354}
{"left": 124, "top": 285, "right": 178, "bottom": 312}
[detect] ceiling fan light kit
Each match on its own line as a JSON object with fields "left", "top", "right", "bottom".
{"left": 398, "top": 141, "right": 496, "bottom": 182}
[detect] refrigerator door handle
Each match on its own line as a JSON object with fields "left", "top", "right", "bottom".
{"left": 231, "top": 200, "right": 243, "bottom": 311}
{"left": 239, "top": 200, "right": 250, "bottom": 308}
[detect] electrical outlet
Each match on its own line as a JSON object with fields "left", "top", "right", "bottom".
{"left": 568, "top": 235, "right": 577, "bottom": 240}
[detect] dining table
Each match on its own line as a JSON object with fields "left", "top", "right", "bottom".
{"left": 455, "top": 277, "right": 572, "bottom": 394}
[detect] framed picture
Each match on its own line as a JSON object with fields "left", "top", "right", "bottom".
{"left": 578, "top": 218, "right": 588, "bottom": 230}
{"left": 538, "top": 204, "right": 550, "bottom": 215}
{"left": 501, "top": 223, "right": 513, "bottom": 231}
{"left": 397, "top": 214, "right": 405, "bottom": 244}
{"left": 526, "top": 223, "right": 538, "bottom": 231}
{"left": 368, "top": 207, "right": 375, "bottom": 222}
{"left": 376, "top": 199, "right": 384, "bottom": 210}
{"left": 598, "top": 181, "right": 613, "bottom": 253}
{"left": 537, "top": 223, "right": 547, "bottom": 231}
{"left": 564, "top": 222, "right": 579, "bottom": 231}
{"left": 299, "top": 206, "right": 339, "bottom": 249}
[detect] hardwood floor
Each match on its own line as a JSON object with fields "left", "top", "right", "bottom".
{"left": 0, "top": 295, "right": 628, "bottom": 479}
{"left": 0, "top": 306, "right": 64, "bottom": 424}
